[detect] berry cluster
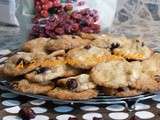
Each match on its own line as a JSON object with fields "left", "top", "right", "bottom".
{"left": 34, "top": 0, "right": 61, "bottom": 18}
{"left": 31, "top": 0, "right": 100, "bottom": 38}
{"left": 32, "top": 7, "right": 100, "bottom": 38}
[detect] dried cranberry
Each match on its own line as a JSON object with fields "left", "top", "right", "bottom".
{"left": 50, "top": 31, "right": 57, "bottom": 38}
{"left": 117, "top": 88, "right": 124, "bottom": 92}
{"left": 52, "top": 0, "right": 61, "bottom": 7}
{"left": 67, "top": 79, "right": 78, "bottom": 90}
{"left": 79, "top": 20, "right": 87, "bottom": 27}
{"left": 82, "top": 27, "right": 94, "bottom": 33}
{"left": 110, "top": 43, "right": 120, "bottom": 52}
{"left": 65, "top": 25, "right": 73, "bottom": 33}
{"left": 71, "top": 12, "right": 82, "bottom": 20}
{"left": 84, "top": 16, "right": 95, "bottom": 25}
{"left": 80, "top": 8, "right": 90, "bottom": 16}
{"left": 55, "top": 27, "right": 65, "bottom": 35}
{"left": 19, "top": 107, "right": 36, "bottom": 120}
{"left": 71, "top": 23, "right": 79, "bottom": 32}
{"left": 40, "top": 10, "right": 49, "bottom": 17}
{"left": 84, "top": 45, "right": 91, "bottom": 49}
{"left": 90, "top": 24, "right": 100, "bottom": 33}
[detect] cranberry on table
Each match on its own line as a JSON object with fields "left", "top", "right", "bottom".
{"left": 18, "top": 107, "right": 36, "bottom": 120}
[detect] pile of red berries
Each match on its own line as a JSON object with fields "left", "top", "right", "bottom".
{"left": 34, "top": 0, "right": 61, "bottom": 18}
{"left": 31, "top": 0, "right": 100, "bottom": 38}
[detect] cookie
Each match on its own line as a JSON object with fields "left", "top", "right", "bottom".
{"left": 142, "top": 53, "right": 160, "bottom": 75}
{"left": 22, "top": 37, "right": 49, "bottom": 53}
{"left": 47, "top": 87, "right": 98, "bottom": 100}
{"left": 131, "top": 73, "right": 160, "bottom": 92}
{"left": 13, "top": 79, "right": 54, "bottom": 94}
{"left": 66, "top": 45, "right": 112, "bottom": 69}
{"left": 56, "top": 74, "right": 96, "bottom": 92}
{"left": 91, "top": 35, "right": 152, "bottom": 60}
{"left": 26, "top": 65, "right": 81, "bottom": 84}
{"left": 26, "top": 57, "right": 81, "bottom": 84}
{"left": 91, "top": 60, "right": 142, "bottom": 89}
{"left": 112, "top": 38, "right": 153, "bottom": 60}
{"left": 91, "top": 34, "right": 130, "bottom": 50}
{"left": 46, "top": 35, "right": 91, "bottom": 51}
{"left": 3, "top": 52, "right": 45, "bottom": 76}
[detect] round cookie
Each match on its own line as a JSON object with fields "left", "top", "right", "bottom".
{"left": 142, "top": 53, "right": 160, "bottom": 75}
{"left": 3, "top": 52, "right": 46, "bottom": 76}
{"left": 56, "top": 74, "right": 96, "bottom": 92}
{"left": 13, "top": 79, "right": 54, "bottom": 94}
{"left": 66, "top": 45, "right": 111, "bottom": 69}
{"left": 47, "top": 88, "right": 98, "bottom": 100}
{"left": 91, "top": 34, "right": 130, "bottom": 50}
{"left": 26, "top": 56, "right": 81, "bottom": 84}
{"left": 91, "top": 60, "right": 142, "bottom": 89}
{"left": 46, "top": 35, "right": 91, "bottom": 51}
{"left": 112, "top": 38, "right": 153, "bottom": 60}
{"left": 22, "top": 37, "right": 49, "bottom": 53}
{"left": 91, "top": 35, "right": 152, "bottom": 60}
{"left": 131, "top": 73, "right": 160, "bottom": 92}
{"left": 25, "top": 65, "right": 81, "bottom": 84}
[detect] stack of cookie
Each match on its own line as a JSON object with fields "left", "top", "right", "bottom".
{"left": 1, "top": 33, "right": 160, "bottom": 100}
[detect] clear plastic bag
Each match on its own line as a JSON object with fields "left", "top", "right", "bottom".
{"left": 23, "top": 0, "right": 117, "bottom": 31}
{"left": 0, "top": 0, "right": 19, "bottom": 26}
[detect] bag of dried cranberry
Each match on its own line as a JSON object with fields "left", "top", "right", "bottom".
{"left": 0, "top": 0, "right": 19, "bottom": 26}
{"left": 30, "top": 0, "right": 117, "bottom": 38}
